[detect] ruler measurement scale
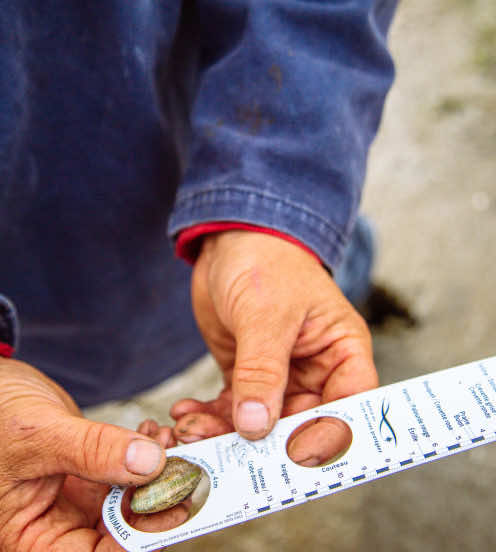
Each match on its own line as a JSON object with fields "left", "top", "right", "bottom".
{"left": 103, "top": 356, "right": 496, "bottom": 551}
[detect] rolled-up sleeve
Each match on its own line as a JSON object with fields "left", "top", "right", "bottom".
{"left": 167, "top": 0, "right": 397, "bottom": 271}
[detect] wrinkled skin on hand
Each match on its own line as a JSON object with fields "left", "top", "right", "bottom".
{"left": 172, "top": 231, "right": 378, "bottom": 466}
{"left": 0, "top": 360, "right": 187, "bottom": 552}
{"left": 0, "top": 232, "right": 377, "bottom": 550}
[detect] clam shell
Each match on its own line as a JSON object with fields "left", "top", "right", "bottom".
{"left": 130, "top": 457, "right": 202, "bottom": 514}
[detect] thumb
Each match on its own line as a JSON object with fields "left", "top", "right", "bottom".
{"left": 8, "top": 413, "right": 166, "bottom": 486}
{"left": 231, "top": 300, "right": 304, "bottom": 441}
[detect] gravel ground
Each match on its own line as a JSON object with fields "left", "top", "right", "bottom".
{"left": 86, "top": 1, "right": 496, "bottom": 550}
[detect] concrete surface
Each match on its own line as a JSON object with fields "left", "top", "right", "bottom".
{"left": 85, "top": 1, "right": 496, "bottom": 550}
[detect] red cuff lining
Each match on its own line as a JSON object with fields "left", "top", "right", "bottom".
{"left": 0, "top": 342, "right": 13, "bottom": 358}
{"left": 175, "top": 222, "right": 321, "bottom": 265}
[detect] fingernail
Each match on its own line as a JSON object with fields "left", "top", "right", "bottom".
{"left": 237, "top": 401, "right": 269, "bottom": 434}
{"left": 125, "top": 439, "right": 163, "bottom": 475}
{"left": 299, "top": 456, "right": 321, "bottom": 467}
{"left": 179, "top": 434, "right": 203, "bottom": 443}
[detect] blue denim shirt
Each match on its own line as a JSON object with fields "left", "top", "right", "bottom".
{"left": 0, "top": 0, "right": 396, "bottom": 406}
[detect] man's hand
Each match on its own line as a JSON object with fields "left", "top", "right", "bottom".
{"left": 171, "top": 231, "right": 377, "bottom": 466}
{"left": 0, "top": 359, "right": 186, "bottom": 551}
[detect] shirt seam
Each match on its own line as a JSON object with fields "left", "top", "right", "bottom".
{"left": 172, "top": 182, "right": 347, "bottom": 246}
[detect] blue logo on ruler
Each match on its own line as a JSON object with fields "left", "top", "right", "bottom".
{"left": 379, "top": 398, "right": 397, "bottom": 445}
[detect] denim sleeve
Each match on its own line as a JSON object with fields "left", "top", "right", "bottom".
{"left": 167, "top": 0, "right": 397, "bottom": 271}
{"left": 0, "top": 294, "right": 19, "bottom": 355}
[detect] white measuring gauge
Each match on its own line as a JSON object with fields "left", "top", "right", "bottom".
{"left": 103, "top": 356, "right": 496, "bottom": 551}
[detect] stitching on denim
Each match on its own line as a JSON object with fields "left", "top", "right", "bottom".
{"left": 168, "top": 207, "right": 345, "bottom": 270}
{"left": 173, "top": 183, "right": 347, "bottom": 245}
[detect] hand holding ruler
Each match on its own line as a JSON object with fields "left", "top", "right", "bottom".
{"left": 103, "top": 355, "right": 496, "bottom": 551}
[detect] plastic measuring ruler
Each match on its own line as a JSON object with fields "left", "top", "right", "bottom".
{"left": 103, "top": 355, "right": 496, "bottom": 551}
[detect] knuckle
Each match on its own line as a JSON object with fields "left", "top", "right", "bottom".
{"left": 324, "top": 331, "right": 373, "bottom": 376}
{"left": 342, "top": 306, "right": 370, "bottom": 335}
{"left": 235, "top": 359, "right": 285, "bottom": 389}
{"left": 80, "top": 422, "right": 109, "bottom": 474}
{"left": 223, "top": 268, "right": 256, "bottom": 320}
{"left": 336, "top": 337, "right": 370, "bottom": 366}
{"left": 339, "top": 310, "right": 373, "bottom": 350}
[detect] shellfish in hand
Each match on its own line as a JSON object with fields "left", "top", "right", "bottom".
{"left": 130, "top": 457, "right": 202, "bottom": 514}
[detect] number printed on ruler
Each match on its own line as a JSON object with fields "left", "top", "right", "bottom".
{"left": 103, "top": 356, "right": 496, "bottom": 552}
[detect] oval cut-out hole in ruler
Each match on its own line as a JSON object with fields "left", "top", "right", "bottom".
{"left": 285, "top": 416, "right": 353, "bottom": 467}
